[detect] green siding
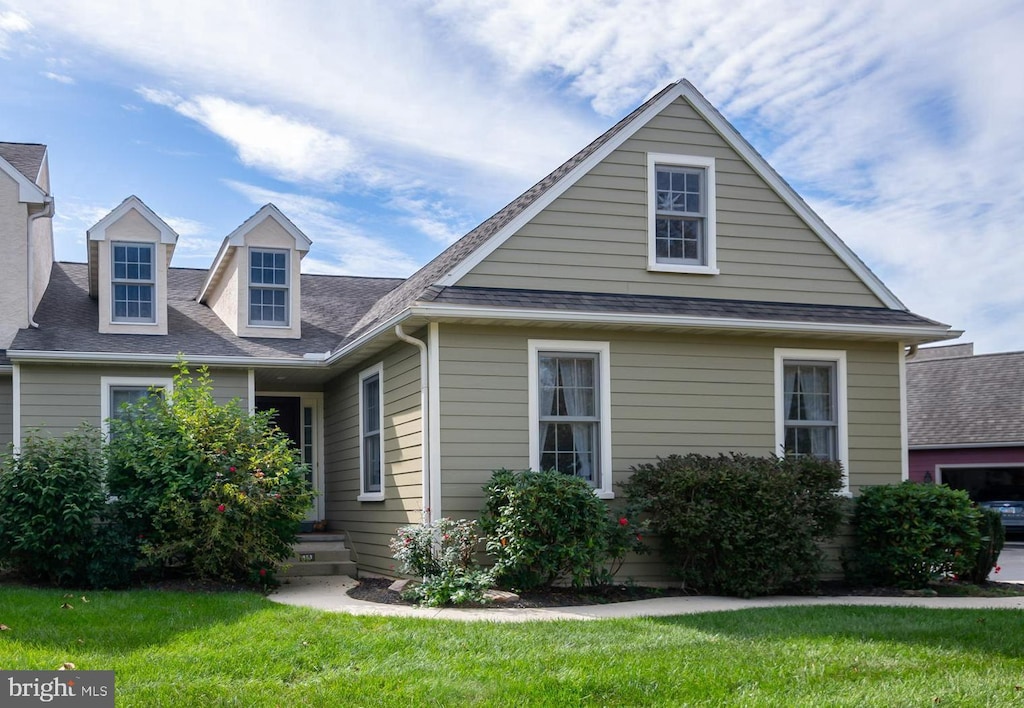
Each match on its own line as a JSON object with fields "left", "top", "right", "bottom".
{"left": 0, "top": 375, "right": 11, "bottom": 449}
{"left": 436, "top": 323, "right": 902, "bottom": 582}
{"left": 18, "top": 364, "right": 249, "bottom": 437}
{"left": 323, "top": 342, "right": 423, "bottom": 575}
{"left": 456, "top": 97, "right": 885, "bottom": 308}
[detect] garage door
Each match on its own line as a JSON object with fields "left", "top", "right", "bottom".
{"left": 940, "top": 466, "right": 1024, "bottom": 501}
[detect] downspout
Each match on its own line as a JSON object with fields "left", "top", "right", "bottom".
{"left": 395, "top": 324, "right": 431, "bottom": 521}
{"left": 26, "top": 196, "right": 55, "bottom": 328}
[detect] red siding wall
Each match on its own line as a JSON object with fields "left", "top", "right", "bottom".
{"left": 909, "top": 447, "right": 1024, "bottom": 483}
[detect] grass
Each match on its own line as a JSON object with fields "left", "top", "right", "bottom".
{"left": 2, "top": 587, "right": 1024, "bottom": 706}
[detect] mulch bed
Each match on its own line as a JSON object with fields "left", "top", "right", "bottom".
{"left": 347, "top": 576, "right": 1024, "bottom": 608}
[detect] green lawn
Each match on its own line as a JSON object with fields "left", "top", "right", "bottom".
{"left": 2, "top": 587, "right": 1023, "bottom": 706}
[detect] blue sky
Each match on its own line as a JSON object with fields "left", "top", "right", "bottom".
{"left": 1, "top": 0, "right": 1022, "bottom": 353}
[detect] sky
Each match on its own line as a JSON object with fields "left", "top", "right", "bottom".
{"left": 0, "top": 0, "right": 1021, "bottom": 353}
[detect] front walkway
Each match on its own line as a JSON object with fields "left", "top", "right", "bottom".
{"left": 270, "top": 576, "right": 1024, "bottom": 623}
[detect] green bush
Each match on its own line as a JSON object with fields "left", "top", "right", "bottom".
{"left": 106, "top": 362, "right": 315, "bottom": 584}
{"left": 390, "top": 517, "right": 494, "bottom": 606}
{"left": 620, "top": 453, "right": 845, "bottom": 597}
{"left": 848, "top": 482, "right": 981, "bottom": 589}
{"left": 966, "top": 506, "right": 1005, "bottom": 585}
{"left": 481, "top": 469, "right": 631, "bottom": 591}
{"left": 0, "top": 426, "right": 109, "bottom": 586}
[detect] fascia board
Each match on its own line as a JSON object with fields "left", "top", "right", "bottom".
{"left": 0, "top": 155, "right": 47, "bottom": 204}
{"left": 8, "top": 350, "right": 325, "bottom": 368}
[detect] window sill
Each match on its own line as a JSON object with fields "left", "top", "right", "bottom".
{"left": 110, "top": 320, "right": 160, "bottom": 326}
{"left": 647, "top": 263, "right": 720, "bottom": 275}
{"left": 357, "top": 493, "right": 385, "bottom": 502}
{"left": 595, "top": 490, "right": 615, "bottom": 500}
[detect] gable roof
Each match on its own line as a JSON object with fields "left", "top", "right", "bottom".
{"left": 0, "top": 142, "right": 48, "bottom": 203}
{"left": 349, "top": 79, "right": 904, "bottom": 340}
{"left": 11, "top": 262, "right": 403, "bottom": 362}
{"left": 908, "top": 350, "right": 1024, "bottom": 448}
{"left": 198, "top": 203, "right": 312, "bottom": 304}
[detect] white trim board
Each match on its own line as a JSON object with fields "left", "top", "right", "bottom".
{"left": 436, "top": 79, "right": 905, "bottom": 310}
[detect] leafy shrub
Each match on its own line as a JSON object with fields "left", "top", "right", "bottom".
{"left": 0, "top": 426, "right": 109, "bottom": 586}
{"left": 389, "top": 517, "right": 493, "bottom": 606}
{"left": 965, "top": 506, "right": 1005, "bottom": 585}
{"left": 481, "top": 469, "right": 629, "bottom": 591}
{"left": 620, "top": 453, "right": 845, "bottom": 597}
{"left": 848, "top": 482, "right": 981, "bottom": 589}
{"left": 106, "top": 362, "right": 314, "bottom": 584}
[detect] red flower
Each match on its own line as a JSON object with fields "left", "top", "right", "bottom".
{"left": 259, "top": 568, "right": 267, "bottom": 577}
{"left": 996, "top": 566, "right": 1002, "bottom": 573}
{"left": 217, "top": 504, "right": 226, "bottom": 513}
{"left": 619, "top": 517, "right": 628, "bottom": 526}
{"left": 229, "top": 466, "right": 236, "bottom": 473}
{"left": 636, "top": 534, "right": 643, "bottom": 541}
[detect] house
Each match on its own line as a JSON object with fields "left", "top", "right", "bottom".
{"left": 907, "top": 343, "right": 1024, "bottom": 500}
{"left": 0, "top": 81, "right": 959, "bottom": 581}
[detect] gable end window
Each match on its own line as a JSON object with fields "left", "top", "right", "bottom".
{"left": 249, "top": 249, "right": 289, "bottom": 326}
{"left": 358, "top": 364, "right": 384, "bottom": 501}
{"left": 112, "top": 242, "right": 155, "bottom": 323}
{"left": 528, "top": 340, "right": 613, "bottom": 498}
{"left": 774, "top": 349, "right": 849, "bottom": 492}
{"left": 647, "top": 153, "right": 717, "bottom": 274}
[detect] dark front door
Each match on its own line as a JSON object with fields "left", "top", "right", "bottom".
{"left": 256, "top": 396, "right": 302, "bottom": 448}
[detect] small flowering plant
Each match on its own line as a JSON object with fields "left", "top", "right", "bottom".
{"left": 389, "top": 517, "right": 493, "bottom": 606}
{"left": 602, "top": 508, "right": 650, "bottom": 581}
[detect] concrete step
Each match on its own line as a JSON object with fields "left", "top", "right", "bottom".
{"left": 284, "top": 560, "right": 357, "bottom": 577}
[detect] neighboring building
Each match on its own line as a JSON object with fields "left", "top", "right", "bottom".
{"left": 0, "top": 81, "right": 959, "bottom": 580}
{"left": 907, "top": 343, "right": 1024, "bottom": 500}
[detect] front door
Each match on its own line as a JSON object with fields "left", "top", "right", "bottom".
{"left": 256, "top": 394, "right": 324, "bottom": 522}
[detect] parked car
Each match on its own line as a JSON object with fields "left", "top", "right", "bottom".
{"left": 979, "top": 501, "right": 1024, "bottom": 533}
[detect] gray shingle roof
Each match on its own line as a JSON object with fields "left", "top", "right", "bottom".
{"left": 0, "top": 142, "right": 46, "bottom": 184}
{"left": 907, "top": 351, "right": 1024, "bottom": 447}
{"left": 346, "top": 82, "right": 681, "bottom": 340}
{"left": 11, "top": 262, "right": 403, "bottom": 359}
{"left": 423, "top": 286, "right": 943, "bottom": 328}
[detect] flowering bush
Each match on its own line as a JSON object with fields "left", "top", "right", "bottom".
{"left": 389, "top": 517, "right": 492, "bottom": 606}
{"left": 966, "top": 506, "right": 1006, "bottom": 584}
{"left": 107, "top": 361, "right": 314, "bottom": 584}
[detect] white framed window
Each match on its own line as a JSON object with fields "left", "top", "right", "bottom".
{"left": 774, "top": 349, "right": 849, "bottom": 491}
{"left": 111, "top": 242, "right": 156, "bottom": 323}
{"left": 528, "top": 340, "right": 613, "bottom": 498}
{"left": 249, "top": 248, "right": 289, "bottom": 326}
{"left": 100, "top": 376, "right": 173, "bottom": 439}
{"left": 358, "top": 363, "right": 384, "bottom": 501}
{"left": 647, "top": 153, "right": 718, "bottom": 274}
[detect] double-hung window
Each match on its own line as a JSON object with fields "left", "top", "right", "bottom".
{"left": 249, "top": 249, "right": 289, "bottom": 326}
{"left": 112, "top": 242, "right": 155, "bottom": 323}
{"left": 647, "top": 153, "right": 717, "bottom": 274}
{"left": 358, "top": 364, "right": 384, "bottom": 501}
{"left": 100, "top": 376, "right": 172, "bottom": 440}
{"left": 774, "top": 349, "right": 849, "bottom": 490}
{"left": 529, "top": 340, "right": 613, "bottom": 497}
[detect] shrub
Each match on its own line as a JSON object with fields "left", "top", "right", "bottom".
{"left": 481, "top": 469, "right": 628, "bottom": 591}
{"left": 389, "top": 517, "right": 493, "bottom": 606}
{"left": 0, "top": 426, "right": 109, "bottom": 586}
{"left": 966, "top": 506, "right": 1005, "bottom": 585}
{"left": 620, "top": 453, "right": 845, "bottom": 597}
{"left": 106, "top": 362, "right": 315, "bottom": 584}
{"left": 848, "top": 482, "right": 981, "bottom": 589}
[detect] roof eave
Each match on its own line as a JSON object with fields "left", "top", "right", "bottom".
{"left": 7, "top": 350, "right": 328, "bottom": 368}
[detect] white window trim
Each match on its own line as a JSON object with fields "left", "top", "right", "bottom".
{"left": 357, "top": 362, "right": 385, "bottom": 502}
{"left": 248, "top": 247, "right": 291, "bottom": 328}
{"left": 528, "top": 340, "right": 613, "bottom": 499}
{"left": 773, "top": 349, "right": 849, "bottom": 494}
{"left": 647, "top": 153, "right": 718, "bottom": 275}
{"left": 111, "top": 241, "right": 158, "bottom": 325}
{"left": 100, "top": 376, "right": 173, "bottom": 440}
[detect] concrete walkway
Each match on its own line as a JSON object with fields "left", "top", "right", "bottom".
{"left": 270, "top": 576, "right": 1024, "bottom": 623}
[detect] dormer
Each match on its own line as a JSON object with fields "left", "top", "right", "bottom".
{"left": 198, "top": 204, "right": 310, "bottom": 339}
{"left": 87, "top": 196, "right": 178, "bottom": 335}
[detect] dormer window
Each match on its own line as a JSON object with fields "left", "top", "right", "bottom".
{"left": 112, "top": 242, "right": 155, "bottom": 323}
{"left": 249, "top": 249, "right": 289, "bottom": 326}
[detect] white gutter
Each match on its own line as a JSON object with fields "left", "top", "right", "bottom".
{"left": 27, "top": 196, "right": 55, "bottom": 328}
{"left": 8, "top": 350, "right": 326, "bottom": 368}
{"left": 394, "top": 324, "right": 431, "bottom": 520}
{"left": 910, "top": 442, "right": 1024, "bottom": 450}
{"left": 407, "top": 303, "right": 961, "bottom": 341}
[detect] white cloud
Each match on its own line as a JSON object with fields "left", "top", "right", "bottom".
{"left": 0, "top": 10, "right": 29, "bottom": 54}
{"left": 41, "top": 70, "right": 72, "bottom": 83}
{"left": 224, "top": 180, "right": 420, "bottom": 277}
{"left": 137, "top": 89, "right": 358, "bottom": 184}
